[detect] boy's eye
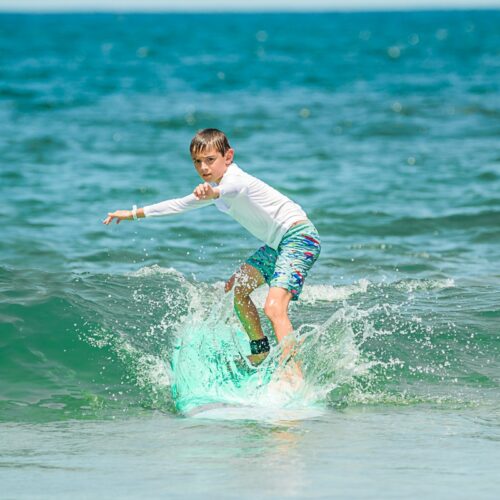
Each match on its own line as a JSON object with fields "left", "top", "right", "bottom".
{"left": 193, "top": 156, "right": 216, "bottom": 166}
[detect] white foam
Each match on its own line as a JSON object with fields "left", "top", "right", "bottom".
{"left": 247, "top": 279, "right": 371, "bottom": 306}
{"left": 300, "top": 279, "right": 371, "bottom": 303}
{"left": 395, "top": 278, "right": 455, "bottom": 293}
{"left": 126, "top": 264, "right": 184, "bottom": 278}
{"left": 116, "top": 340, "right": 172, "bottom": 390}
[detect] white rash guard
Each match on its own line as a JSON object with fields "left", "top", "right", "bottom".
{"left": 143, "top": 163, "right": 308, "bottom": 250}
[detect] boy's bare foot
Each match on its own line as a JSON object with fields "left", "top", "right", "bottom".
{"left": 247, "top": 351, "right": 269, "bottom": 366}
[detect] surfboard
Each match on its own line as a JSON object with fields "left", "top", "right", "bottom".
{"left": 185, "top": 402, "right": 325, "bottom": 422}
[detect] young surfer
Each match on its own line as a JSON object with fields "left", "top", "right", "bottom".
{"left": 103, "top": 129, "right": 321, "bottom": 367}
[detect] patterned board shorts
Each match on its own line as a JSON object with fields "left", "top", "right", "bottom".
{"left": 245, "top": 221, "right": 321, "bottom": 301}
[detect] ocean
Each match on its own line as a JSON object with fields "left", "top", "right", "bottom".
{"left": 0, "top": 10, "right": 499, "bottom": 499}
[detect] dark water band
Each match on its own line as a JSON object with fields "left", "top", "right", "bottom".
{"left": 250, "top": 336, "right": 270, "bottom": 355}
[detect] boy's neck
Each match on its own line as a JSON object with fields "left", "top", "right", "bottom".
{"left": 215, "top": 162, "right": 234, "bottom": 184}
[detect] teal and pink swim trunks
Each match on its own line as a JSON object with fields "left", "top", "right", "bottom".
{"left": 246, "top": 221, "right": 321, "bottom": 301}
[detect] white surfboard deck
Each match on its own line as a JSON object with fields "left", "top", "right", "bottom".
{"left": 185, "top": 402, "right": 325, "bottom": 422}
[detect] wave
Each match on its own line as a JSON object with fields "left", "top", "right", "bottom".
{"left": 0, "top": 265, "right": 497, "bottom": 422}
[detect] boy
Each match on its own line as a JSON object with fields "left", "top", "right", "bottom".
{"left": 103, "top": 129, "right": 321, "bottom": 367}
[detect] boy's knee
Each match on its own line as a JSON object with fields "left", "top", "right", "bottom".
{"left": 233, "top": 275, "right": 259, "bottom": 299}
{"left": 225, "top": 272, "right": 247, "bottom": 294}
{"left": 264, "top": 300, "right": 286, "bottom": 322}
{"left": 232, "top": 275, "right": 252, "bottom": 300}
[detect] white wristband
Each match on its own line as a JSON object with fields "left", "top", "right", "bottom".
{"left": 132, "top": 205, "right": 138, "bottom": 220}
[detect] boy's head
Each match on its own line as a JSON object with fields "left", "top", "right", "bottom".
{"left": 190, "top": 128, "right": 231, "bottom": 157}
{"left": 190, "top": 128, "right": 234, "bottom": 184}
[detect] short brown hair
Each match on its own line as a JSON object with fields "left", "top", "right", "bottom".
{"left": 190, "top": 128, "right": 231, "bottom": 157}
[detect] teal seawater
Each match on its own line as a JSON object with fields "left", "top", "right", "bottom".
{"left": 0, "top": 11, "right": 499, "bottom": 498}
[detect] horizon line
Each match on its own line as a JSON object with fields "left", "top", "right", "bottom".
{"left": 1, "top": 6, "right": 499, "bottom": 13}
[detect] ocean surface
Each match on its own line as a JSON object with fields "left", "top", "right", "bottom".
{"left": 1, "top": 10, "right": 499, "bottom": 499}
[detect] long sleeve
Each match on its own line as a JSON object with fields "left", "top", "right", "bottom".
{"left": 143, "top": 193, "right": 214, "bottom": 218}
{"left": 218, "top": 179, "right": 248, "bottom": 199}
{"left": 209, "top": 163, "right": 308, "bottom": 249}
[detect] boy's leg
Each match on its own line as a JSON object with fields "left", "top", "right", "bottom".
{"left": 264, "top": 286, "right": 303, "bottom": 379}
{"left": 225, "top": 263, "right": 269, "bottom": 364}
{"left": 263, "top": 222, "right": 321, "bottom": 377}
{"left": 265, "top": 222, "right": 321, "bottom": 343}
{"left": 263, "top": 287, "right": 293, "bottom": 343}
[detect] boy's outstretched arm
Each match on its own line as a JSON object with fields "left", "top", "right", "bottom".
{"left": 103, "top": 208, "right": 145, "bottom": 225}
{"left": 103, "top": 191, "right": 216, "bottom": 226}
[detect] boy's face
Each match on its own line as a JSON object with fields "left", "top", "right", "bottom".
{"left": 192, "top": 147, "right": 234, "bottom": 184}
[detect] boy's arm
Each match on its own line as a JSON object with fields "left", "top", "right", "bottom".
{"left": 103, "top": 194, "right": 214, "bottom": 225}
{"left": 143, "top": 193, "right": 214, "bottom": 217}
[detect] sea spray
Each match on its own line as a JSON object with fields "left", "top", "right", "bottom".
{"left": 76, "top": 265, "right": 379, "bottom": 415}
{"left": 80, "top": 266, "right": 441, "bottom": 414}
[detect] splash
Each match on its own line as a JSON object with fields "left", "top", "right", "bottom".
{"left": 168, "top": 279, "right": 315, "bottom": 415}
{"left": 73, "top": 266, "right": 489, "bottom": 416}
{"left": 168, "top": 273, "right": 374, "bottom": 415}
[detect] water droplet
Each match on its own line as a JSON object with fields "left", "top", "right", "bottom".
{"left": 256, "top": 30, "right": 268, "bottom": 42}
{"left": 136, "top": 46, "right": 150, "bottom": 58}
{"left": 299, "top": 107, "right": 311, "bottom": 118}
{"left": 391, "top": 101, "right": 402, "bottom": 113}
{"left": 388, "top": 46, "right": 401, "bottom": 59}
{"left": 436, "top": 29, "right": 448, "bottom": 41}
{"left": 408, "top": 33, "right": 420, "bottom": 45}
{"left": 101, "top": 43, "right": 113, "bottom": 54}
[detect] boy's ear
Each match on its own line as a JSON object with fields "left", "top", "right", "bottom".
{"left": 225, "top": 148, "right": 234, "bottom": 165}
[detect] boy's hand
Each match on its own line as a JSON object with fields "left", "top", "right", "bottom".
{"left": 193, "top": 183, "right": 219, "bottom": 200}
{"left": 102, "top": 210, "right": 132, "bottom": 225}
